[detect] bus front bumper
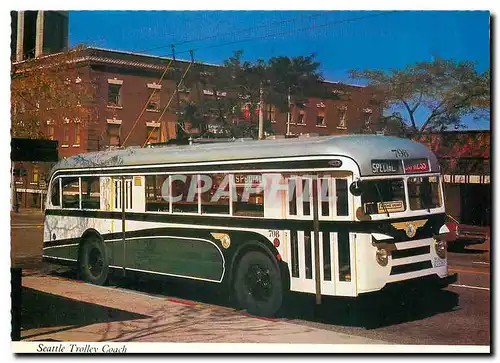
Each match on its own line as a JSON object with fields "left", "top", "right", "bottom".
{"left": 381, "top": 273, "right": 458, "bottom": 292}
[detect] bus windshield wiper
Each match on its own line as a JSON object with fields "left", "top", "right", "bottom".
{"left": 374, "top": 183, "right": 390, "bottom": 217}
{"left": 419, "top": 189, "right": 431, "bottom": 213}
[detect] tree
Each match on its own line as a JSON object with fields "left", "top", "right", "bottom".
{"left": 11, "top": 45, "right": 97, "bottom": 139}
{"left": 349, "top": 59, "right": 490, "bottom": 137}
{"left": 179, "top": 50, "right": 324, "bottom": 139}
{"left": 265, "top": 54, "right": 323, "bottom": 113}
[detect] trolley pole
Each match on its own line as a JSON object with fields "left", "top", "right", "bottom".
{"left": 172, "top": 44, "right": 182, "bottom": 139}
{"left": 312, "top": 177, "right": 321, "bottom": 305}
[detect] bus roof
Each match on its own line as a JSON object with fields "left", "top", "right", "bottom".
{"left": 51, "top": 135, "right": 439, "bottom": 176}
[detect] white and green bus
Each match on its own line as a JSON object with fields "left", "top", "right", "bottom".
{"left": 42, "top": 135, "right": 457, "bottom": 317}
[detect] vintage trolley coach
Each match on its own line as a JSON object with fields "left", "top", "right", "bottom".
{"left": 42, "top": 135, "right": 457, "bottom": 317}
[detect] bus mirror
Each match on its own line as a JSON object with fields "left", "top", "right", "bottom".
{"left": 349, "top": 181, "right": 364, "bottom": 196}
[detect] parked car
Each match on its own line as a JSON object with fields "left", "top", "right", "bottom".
{"left": 445, "top": 215, "right": 490, "bottom": 248}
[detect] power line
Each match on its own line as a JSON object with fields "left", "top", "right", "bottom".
{"left": 135, "top": 12, "right": 330, "bottom": 54}
{"left": 171, "top": 11, "right": 398, "bottom": 58}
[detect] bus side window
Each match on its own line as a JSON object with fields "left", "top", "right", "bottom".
{"left": 62, "top": 177, "right": 80, "bottom": 209}
{"left": 232, "top": 173, "right": 264, "bottom": 217}
{"left": 145, "top": 175, "right": 170, "bottom": 212}
{"left": 201, "top": 174, "right": 229, "bottom": 215}
{"left": 288, "top": 178, "right": 297, "bottom": 216}
{"left": 81, "top": 176, "right": 100, "bottom": 210}
{"left": 335, "top": 179, "right": 349, "bottom": 216}
{"left": 50, "top": 178, "right": 60, "bottom": 207}
{"left": 172, "top": 175, "right": 198, "bottom": 213}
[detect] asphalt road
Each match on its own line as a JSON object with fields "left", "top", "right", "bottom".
{"left": 11, "top": 212, "right": 491, "bottom": 345}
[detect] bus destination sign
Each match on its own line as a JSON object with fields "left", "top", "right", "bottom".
{"left": 403, "top": 159, "right": 429, "bottom": 174}
{"left": 371, "top": 159, "right": 402, "bottom": 174}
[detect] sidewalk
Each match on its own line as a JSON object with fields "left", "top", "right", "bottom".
{"left": 20, "top": 273, "right": 387, "bottom": 345}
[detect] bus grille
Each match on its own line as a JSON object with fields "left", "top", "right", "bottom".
{"left": 390, "top": 261, "right": 433, "bottom": 275}
{"left": 391, "top": 246, "right": 430, "bottom": 259}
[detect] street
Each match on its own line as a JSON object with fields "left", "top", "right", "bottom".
{"left": 11, "top": 212, "right": 490, "bottom": 345}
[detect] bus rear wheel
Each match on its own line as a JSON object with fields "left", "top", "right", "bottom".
{"left": 233, "top": 251, "right": 283, "bottom": 317}
{"left": 78, "top": 237, "right": 109, "bottom": 285}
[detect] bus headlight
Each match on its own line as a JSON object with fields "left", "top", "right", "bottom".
{"left": 376, "top": 248, "right": 389, "bottom": 266}
{"left": 434, "top": 239, "right": 446, "bottom": 259}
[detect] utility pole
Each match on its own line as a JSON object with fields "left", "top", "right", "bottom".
{"left": 286, "top": 87, "right": 291, "bottom": 136}
{"left": 258, "top": 83, "right": 264, "bottom": 140}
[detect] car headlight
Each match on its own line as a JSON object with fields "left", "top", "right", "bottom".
{"left": 434, "top": 238, "right": 446, "bottom": 259}
{"left": 376, "top": 248, "right": 389, "bottom": 266}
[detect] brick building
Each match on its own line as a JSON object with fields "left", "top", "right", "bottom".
{"left": 12, "top": 47, "right": 383, "bottom": 208}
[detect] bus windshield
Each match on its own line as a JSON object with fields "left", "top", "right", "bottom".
{"left": 407, "top": 176, "right": 441, "bottom": 211}
{"left": 360, "top": 176, "right": 442, "bottom": 215}
{"left": 361, "top": 179, "right": 406, "bottom": 215}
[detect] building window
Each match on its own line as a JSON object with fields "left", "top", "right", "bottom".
{"left": 316, "top": 110, "right": 326, "bottom": 127}
{"left": 297, "top": 109, "right": 306, "bottom": 125}
{"left": 32, "top": 166, "right": 40, "bottom": 184}
{"left": 146, "top": 126, "right": 159, "bottom": 144}
{"left": 146, "top": 122, "right": 160, "bottom": 144}
{"left": 337, "top": 107, "right": 347, "bottom": 129}
{"left": 147, "top": 89, "right": 161, "bottom": 111}
{"left": 74, "top": 123, "right": 81, "bottom": 145}
{"left": 47, "top": 124, "right": 54, "bottom": 140}
{"left": 108, "top": 84, "right": 122, "bottom": 107}
{"left": 62, "top": 124, "right": 70, "bottom": 145}
{"left": 107, "top": 124, "right": 121, "bottom": 146}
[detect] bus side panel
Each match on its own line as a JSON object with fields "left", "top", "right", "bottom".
{"left": 124, "top": 236, "right": 224, "bottom": 282}
{"left": 106, "top": 219, "right": 284, "bottom": 283}
{"left": 43, "top": 215, "right": 116, "bottom": 263}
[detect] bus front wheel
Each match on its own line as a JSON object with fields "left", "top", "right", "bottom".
{"left": 233, "top": 250, "right": 283, "bottom": 317}
{"left": 78, "top": 237, "right": 109, "bottom": 285}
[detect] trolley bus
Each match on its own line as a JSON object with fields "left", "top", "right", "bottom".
{"left": 42, "top": 135, "right": 457, "bottom": 317}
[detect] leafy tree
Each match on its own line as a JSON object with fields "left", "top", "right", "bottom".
{"left": 11, "top": 45, "right": 97, "bottom": 139}
{"left": 178, "top": 50, "right": 323, "bottom": 139}
{"left": 265, "top": 54, "right": 323, "bottom": 112}
{"left": 349, "top": 59, "right": 490, "bottom": 137}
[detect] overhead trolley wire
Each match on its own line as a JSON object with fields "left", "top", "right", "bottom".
{"left": 172, "top": 11, "right": 398, "bottom": 57}
{"left": 143, "top": 59, "right": 194, "bottom": 146}
{"left": 135, "top": 11, "right": 329, "bottom": 54}
{"left": 121, "top": 59, "right": 173, "bottom": 146}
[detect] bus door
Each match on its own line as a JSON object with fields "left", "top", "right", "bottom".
{"left": 286, "top": 174, "right": 357, "bottom": 297}
{"left": 112, "top": 177, "right": 134, "bottom": 212}
{"left": 109, "top": 176, "right": 145, "bottom": 268}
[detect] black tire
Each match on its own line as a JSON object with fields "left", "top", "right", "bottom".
{"left": 78, "top": 237, "right": 109, "bottom": 285}
{"left": 233, "top": 250, "right": 283, "bottom": 317}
